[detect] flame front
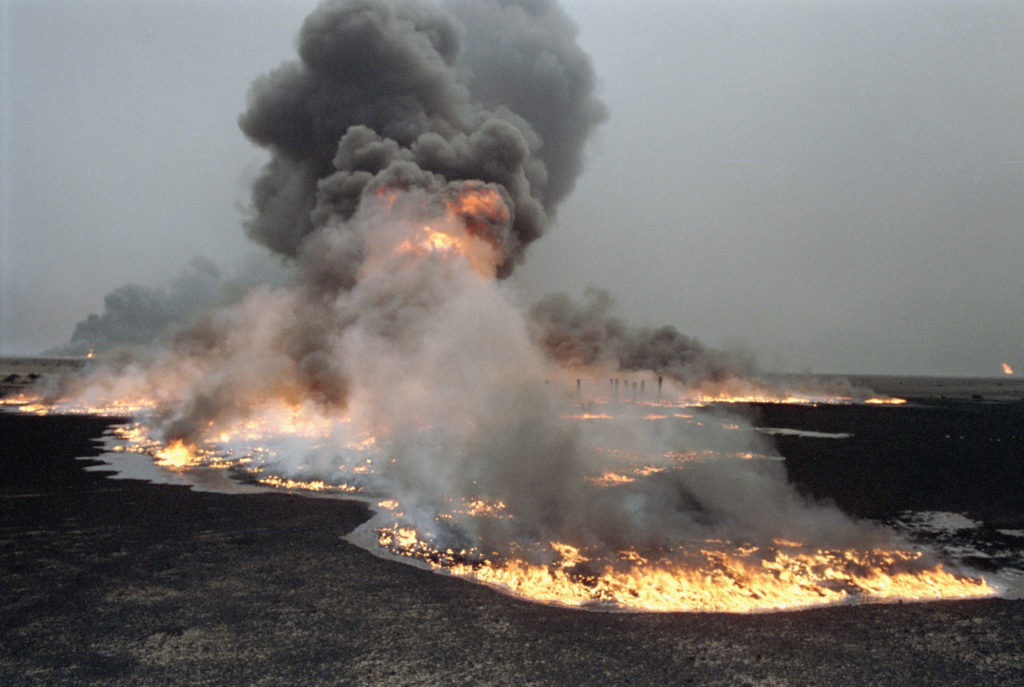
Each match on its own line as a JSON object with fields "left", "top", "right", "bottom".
{"left": 374, "top": 526, "right": 992, "bottom": 613}
{"left": 1003, "top": 362, "right": 1014, "bottom": 376}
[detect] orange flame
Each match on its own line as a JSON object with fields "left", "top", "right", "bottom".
{"left": 396, "top": 225, "right": 468, "bottom": 260}
{"left": 375, "top": 527, "right": 994, "bottom": 613}
{"left": 1002, "top": 362, "right": 1014, "bottom": 376}
{"left": 154, "top": 439, "right": 198, "bottom": 469}
{"left": 381, "top": 185, "right": 508, "bottom": 278}
{"left": 444, "top": 183, "right": 510, "bottom": 238}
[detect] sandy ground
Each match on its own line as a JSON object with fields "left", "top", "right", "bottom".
{"left": 2, "top": 411, "right": 1023, "bottom": 686}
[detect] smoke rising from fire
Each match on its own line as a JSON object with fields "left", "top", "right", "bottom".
{"left": 239, "top": 0, "right": 605, "bottom": 278}
{"left": 529, "top": 287, "right": 750, "bottom": 387}
{"left": 53, "top": 0, "right": 837, "bottom": 515}
{"left": 36, "top": 0, "right": 983, "bottom": 610}
{"left": 64, "top": 258, "right": 222, "bottom": 354}
{"left": 63, "top": 0, "right": 607, "bottom": 355}
{"left": 57, "top": 255, "right": 292, "bottom": 358}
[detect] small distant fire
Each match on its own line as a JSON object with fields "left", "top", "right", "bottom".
{"left": 1002, "top": 362, "right": 1014, "bottom": 376}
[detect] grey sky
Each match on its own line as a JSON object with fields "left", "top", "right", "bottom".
{"left": 3, "top": 0, "right": 1022, "bottom": 376}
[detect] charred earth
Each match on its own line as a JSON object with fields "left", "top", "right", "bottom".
{"left": 2, "top": 377, "right": 1023, "bottom": 685}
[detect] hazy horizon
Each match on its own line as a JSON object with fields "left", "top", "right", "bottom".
{"left": 3, "top": 0, "right": 1022, "bottom": 377}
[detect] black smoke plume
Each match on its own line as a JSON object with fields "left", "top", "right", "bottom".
{"left": 57, "top": 0, "right": 611, "bottom": 442}
{"left": 529, "top": 287, "right": 749, "bottom": 385}
{"left": 65, "top": 0, "right": 606, "bottom": 356}
{"left": 239, "top": 0, "right": 606, "bottom": 278}
{"left": 56, "top": 0, "right": 786, "bottom": 444}
{"left": 58, "top": 257, "right": 223, "bottom": 356}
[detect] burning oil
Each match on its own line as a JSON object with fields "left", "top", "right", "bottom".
{"left": 12, "top": 0, "right": 996, "bottom": 613}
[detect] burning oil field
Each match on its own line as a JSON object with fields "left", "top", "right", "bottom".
{"left": 5, "top": 0, "right": 1023, "bottom": 615}
{"left": 6, "top": 368, "right": 1023, "bottom": 614}
{"left": 3, "top": 0, "right": 1024, "bottom": 682}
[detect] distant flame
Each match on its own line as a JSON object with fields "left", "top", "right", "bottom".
{"left": 1002, "top": 362, "right": 1014, "bottom": 376}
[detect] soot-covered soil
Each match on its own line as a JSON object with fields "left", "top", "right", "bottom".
{"left": 752, "top": 399, "right": 1024, "bottom": 528}
{"left": 2, "top": 411, "right": 1023, "bottom": 686}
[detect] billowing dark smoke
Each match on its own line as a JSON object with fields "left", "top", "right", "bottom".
{"left": 445, "top": 0, "right": 606, "bottom": 210}
{"left": 57, "top": 258, "right": 222, "bottom": 356}
{"left": 135, "top": 0, "right": 600, "bottom": 442}
{"left": 239, "top": 0, "right": 605, "bottom": 278}
{"left": 65, "top": 0, "right": 605, "bottom": 358}
{"left": 55, "top": 0, "right": 732, "bottom": 445}
{"left": 529, "top": 287, "right": 750, "bottom": 385}
{"left": 53, "top": 253, "right": 291, "bottom": 357}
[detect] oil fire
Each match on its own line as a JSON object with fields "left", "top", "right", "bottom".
{"left": 1003, "top": 362, "right": 1014, "bottom": 376}
{"left": 372, "top": 519, "right": 991, "bottom": 612}
{"left": 9, "top": 0, "right": 996, "bottom": 617}
{"left": 0, "top": 182, "right": 988, "bottom": 615}
{"left": 384, "top": 184, "right": 506, "bottom": 278}
{"left": 2, "top": 376, "right": 993, "bottom": 613}
{"left": 154, "top": 439, "right": 199, "bottom": 469}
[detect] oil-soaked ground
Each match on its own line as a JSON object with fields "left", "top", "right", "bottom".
{"left": 2, "top": 405, "right": 1023, "bottom": 685}
{"left": 754, "top": 399, "right": 1024, "bottom": 525}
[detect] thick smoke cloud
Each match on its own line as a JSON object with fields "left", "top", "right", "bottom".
{"left": 529, "top": 287, "right": 749, "bottom": 386}
{"left": 58, "top": 258, "right": 223, "bottom": 356}
{"left": 239, "top": 0, "right": 605, "bottom": 277}
{"left": 62, "top": 0, "right": 605, "bottom": 355}
{"left": 55, "top": 0, "right": 755, "bottom": 437}
{"left": 446, "top": 0, "right": 606, "bottom": 210}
